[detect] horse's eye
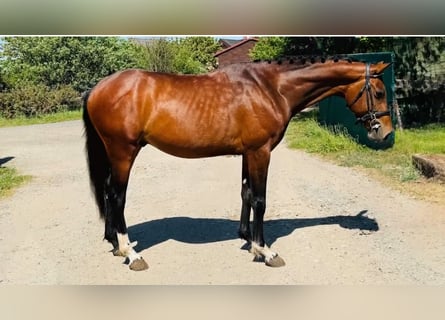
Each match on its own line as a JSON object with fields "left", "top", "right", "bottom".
{"left": 375, "top": 91, "right": 385, "bottom": 99}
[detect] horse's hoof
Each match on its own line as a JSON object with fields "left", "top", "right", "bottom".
{"left": 266, "top": 255, "right": 285, "bottom": 267}
{"left": 129, "top": 258, "right": 149, "bottom": 271}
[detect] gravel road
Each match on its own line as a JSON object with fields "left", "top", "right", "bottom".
{"left": 1, "top": 120, "right": 444, "bottom": 284}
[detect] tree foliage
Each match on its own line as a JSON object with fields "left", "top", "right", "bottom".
{"left": 0, "top": 37, "right": 146, "bottom": 92}
{"left": 174, "top": 37, "right": 221, "bottom": 73}
{"left": 249, "top": 37, "right": 289, "bottom": 60}
{"left": 388, "top": 37, "right": 444, "bottom": 93}
{"left": 0, "top": 36, "right": 223, "bottom": 118}
{"left": 137, "top": 37, "right": 221, "bottom": 74}
{"left": 387, "top": 37, "right": 445, "bottom": 125}
{"left": 137, "top": 38, "right": 177, "bottom": 73}
{"left": 250, "top": 37, "right": 361, "bottom": 59}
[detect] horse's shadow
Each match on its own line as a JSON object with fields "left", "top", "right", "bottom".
{"left": 128, "top": 210, "right": 378, "bottom": 253}
{"left": 0, "top": 156, "right": 14, "bottom": 166}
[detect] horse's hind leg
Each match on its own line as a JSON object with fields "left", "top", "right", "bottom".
{"left": 238, "top": 155, "right": 252, "bottom": 242}
{"left": 104, "top": 142, "right": 148, "bottom": 271}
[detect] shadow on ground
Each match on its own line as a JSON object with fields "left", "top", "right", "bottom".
{"left": 129, "top": 210, "right": 378, "bottom": 253}
{"left": 0, "top": 156, "right": 14, "bottom": 166}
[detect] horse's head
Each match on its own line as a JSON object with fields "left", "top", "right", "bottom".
{"left": 344, "top": 62, "right": 394, "bottom": 142}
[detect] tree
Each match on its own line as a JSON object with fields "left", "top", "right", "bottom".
{"left": 136, "top": 37, "right": 221, "bottom": 74}
{"left": 0, "top": 36, "right": 222, "bottom": 91}
{"left": 138, "top": 38, "right": 177, "bottom": 73}
{"left": 249, "top": 37, "right": 288, "bottom": 60}
{"left": 386, "top": 37, "right": 445, "bottom": 124}
{"left": 388, "top": 37, "right": 444, "bottom": 91}
{"left": 0, "top": 37, "right": 146, "bottom": 92}
{"left": 174, "top": 37, "right": 221, "bottom": 73}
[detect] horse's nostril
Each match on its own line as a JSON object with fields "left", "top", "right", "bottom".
{"left": 371, "top": 123, "right": 381, "bottom": 132}
{"left": 370, "top": 120, "right": 381, "bottom": 132}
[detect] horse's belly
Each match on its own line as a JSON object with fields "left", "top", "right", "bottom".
{"left": 147, "top": 139, "right": 242, "bottom": 158}
{"left": 145, "top": 129, "right": 243, "bottom": 158}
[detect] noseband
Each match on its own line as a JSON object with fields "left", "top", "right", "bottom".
{"left": 347, "top": 63, "right": 390, "bottom": 124}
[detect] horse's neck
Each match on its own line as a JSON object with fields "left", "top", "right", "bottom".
{"left": 277, "top": 62, "right": 364, "bottom": 113}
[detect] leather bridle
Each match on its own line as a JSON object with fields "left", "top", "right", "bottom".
{"left": 347, "top": 63, "right": 391, "bottom": 125}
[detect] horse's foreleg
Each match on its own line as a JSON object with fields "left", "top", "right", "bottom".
{"left": 247, "top": 148, "right": 285, "bottom": 268}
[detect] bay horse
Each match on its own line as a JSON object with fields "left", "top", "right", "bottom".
{"left": 83, "top": 57, "right": 393, "bottom": 271}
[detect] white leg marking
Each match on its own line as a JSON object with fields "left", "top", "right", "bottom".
{"left": 250, "top": 242, "right": 278, "bottom": 263}
{"left": 117, "top": 233, "right": 142, "bottom": 264}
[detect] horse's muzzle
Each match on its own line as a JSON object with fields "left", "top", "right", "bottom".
{"left": 367, "top": 119, "right": 393, "bottom": 142}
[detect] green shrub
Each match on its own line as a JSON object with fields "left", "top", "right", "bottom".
{"left": 0, "top": 84, "right": 80, "bottom": 118}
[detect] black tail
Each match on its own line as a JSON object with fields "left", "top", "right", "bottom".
{"left": 82, "top": 90, "right": 109, "bottom": 220}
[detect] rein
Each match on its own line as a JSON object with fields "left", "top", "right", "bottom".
{"left": 347, "top": 63, "right": 390, "bottom": 124}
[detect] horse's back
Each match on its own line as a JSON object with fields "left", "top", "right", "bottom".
{"left": 86, "top": 66, "right": 285, "bottom": 158}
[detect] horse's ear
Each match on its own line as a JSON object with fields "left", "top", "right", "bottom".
{"left": 372, "top": 61, "right": 392, "bottom": 75}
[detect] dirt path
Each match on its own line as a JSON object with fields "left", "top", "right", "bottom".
{"left": 0, "top": 120, "right": 444, "bottom": 284}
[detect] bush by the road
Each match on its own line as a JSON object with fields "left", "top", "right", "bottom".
{"left": 0, "top": 84, "right": 80, "bottom": 118}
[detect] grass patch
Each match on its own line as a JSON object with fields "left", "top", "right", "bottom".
{"left": 0, "top": 166, "right": 31, "bottom": 198}
{"left": 286, "top": 117, "right": 363, "bottom": 155}
{"left": 286, "top": 111, "right": 445, "bottom": 204}
{"left": 0, "top": 109, "right": 82, "bottom": 128}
